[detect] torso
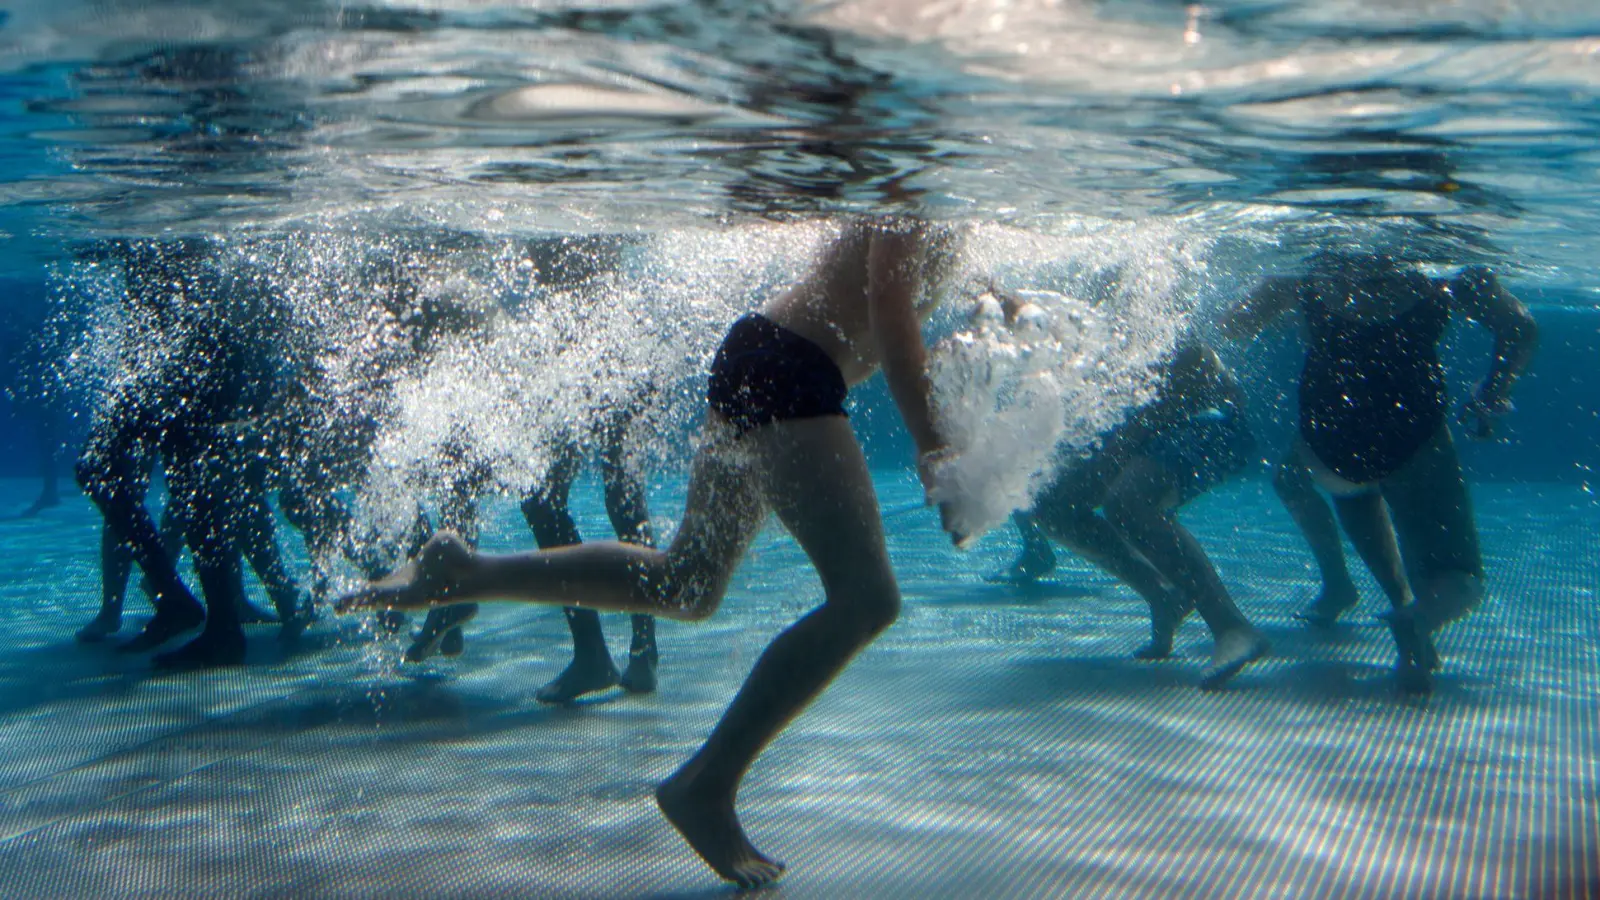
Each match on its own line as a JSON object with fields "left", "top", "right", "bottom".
{"left": 761, "top": 220, "right": 943, "bottom": 386}
{"left": 1296, "top": 268, "right": 1452, "bottom": 483}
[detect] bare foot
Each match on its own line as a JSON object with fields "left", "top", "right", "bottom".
{"left": 19, "top": 492, "right": 58, "bottom": 518}
{"left": 1379, "top": 605, "right": 1440, "bottom": 672}
{"left": 278, "top": 595, "right": 317, "bottom": 646}
{"left": 1199, "top": 629, "right": 1269, "bottom": 690}
{"left": 1295, "top": 579, "right": 1360, "bottom": 627}
{"left": 76, "top": 613, "right": 122, "bottom": 643}
{"left": 657, "top": 767, "right": 785, "bottom": 889}
{"left": 984, "top": 547, "right": 1058, "bottom": 585}
{"left": 439, "top": 627, "right": 465, "bottom": 657}
{"left": 117, "top": 603, "right": 206, "bottom": 653}
{"left": 1395, "top": 660, "right": 1433, "bottom": 695}
{"left": 535, "top": 653, "right": 621, "bottom": 703}
{"left": 377, "top": 609, "right": 409, "bottom": 635}
{"left": 619, "top": 643, "right": 658, "bottom": 694}
{"left": 336, "top": 533, "right": 472, "bottom": 613}
{"left": 153, "top": 629, "right": 247, "bottom": 670}
{"left": 1134, "top": 589, "right": 1191, "bottom": 660}
{"left": 405, "top": 603, "right": 477, "bottom": 662}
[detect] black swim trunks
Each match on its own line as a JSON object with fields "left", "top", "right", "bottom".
{"left": 707, "top": 314, "right": 848, "bottom": 434}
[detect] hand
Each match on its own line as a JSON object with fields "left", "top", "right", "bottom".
{"left": 1458, "top": 392, "right": 1513, "bottom": 442}
{"left": 917, "top": 447, "right": 970, "bottom": 547}
{"left": 917, "top": 446, "right": 958, "bottom": 503}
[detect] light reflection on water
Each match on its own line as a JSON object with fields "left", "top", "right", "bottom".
{"left": 0, "top": 0, "right": 1593, "bottom": 291}
{"left": 0, "top": 5, "right": 1595, "bottom": 897}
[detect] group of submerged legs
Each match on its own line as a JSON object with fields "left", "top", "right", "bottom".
{"left": 55, "top": 223, "right": 1536, "bottom": 888}
{"left": 991, "top": 248, "right": 1538, "bottom": 697}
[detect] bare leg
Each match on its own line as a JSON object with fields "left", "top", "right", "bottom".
{"left": 408, "top": 469, "right": 483, "bottom": 663}
{"left": 77, "top": 523, "right": 134, "bottom": 642}
{"left": 154, "top": 441, "right": 248, "bottom": 670}
{"left": 658, "top": 417, "right": 899, "bottom": 889}
{"left": 1104, "top": 458, "right": 1266, "bottom": 689}
{"left": 146, "top": 494, "right": 188, "bottom": 600}
{"left": 987, "top": 511, "right": 1057, "bottom": 583}
{"left": 1274, "top": 452, "right": 1359, "bottom": 624}
{"left": 599, "top": 426, "right": 658, "bottom": 694}
{"left": 21, "top": 415, "right": 61, "bottom": 517}
{"left": 1316, "top": 458, "right": 1433, "bottom": 691}
{"left": 407, "top": 603, "right": 478, "bottom": 661}
{"left": 1031, "top": 472, "right": 1187, "bottom": 659}
{"left": 520, "top": 441, "right": 621, "bottom": 700}
{"left": 76, "top": 427, "right": 205, "bottom": 652}
{"left": 1382, "top": 426, "right": 1484, "bottom": 648}
{"left": 150, "top": 470, "right": 276, "bottom": 628}
{"left": 236, "top": 482, "right": 311, "bottom": 641}
{"left": 345, "top": 420, "right": 897, "bottom": 888}
{"left": 1330, "top": 492, "right": 1412, "bottom": 610}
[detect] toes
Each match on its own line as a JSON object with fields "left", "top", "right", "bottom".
{"left": 732, "top": 859, "right": 785, "bottom": 890}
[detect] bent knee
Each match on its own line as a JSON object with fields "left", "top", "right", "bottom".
{"left": 862, "top": 592, "right": 901, "bottom": 635}
{"left": 656, "top": 562, "right": 729, "bottom": 622}
{"left": 829, "top": 586, "right": 900, "bottom": 637}
{"left": 1102, "top": 494, "right": 1148, "bottom": 531}
{"left": 1037, "top": 506, "right": 1096, "bottom": 545}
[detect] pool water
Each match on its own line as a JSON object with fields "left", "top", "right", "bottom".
{"left": 0, "top": 474, "right": 1593, "bottom": 897}
{"left": 3, "top": 1, "right": 1600, "bottom": 896}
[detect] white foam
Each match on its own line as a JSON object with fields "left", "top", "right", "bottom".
{"left": 925, "top": 219, "right": 1208, "bottom": 545}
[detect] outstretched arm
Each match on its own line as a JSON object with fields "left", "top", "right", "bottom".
{"left": 1448, "top": 267, "right": 1538, "bottom": 437}
{"left": 1218, "top": 276, "right": 1298, "bottom": 343}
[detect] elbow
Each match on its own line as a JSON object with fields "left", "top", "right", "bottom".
{"left": 1517, "top": 311, "right": 1540, "bottom": 346}
{"left": 1504, "top": 311, "right": 1540, "bottom": 358}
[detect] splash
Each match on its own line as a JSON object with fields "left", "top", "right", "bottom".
{"left": 343, "top": 220, "right": 833, "bottom": 553}
{"left": 925, "top": 218, "right": 1210, "bottom": 546}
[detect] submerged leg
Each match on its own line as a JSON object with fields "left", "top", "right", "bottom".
{"left": 406, "top": 456, "right": 485, "bottom": 662}
{"left": 1328, "top": 486, "right": 1433, "bottom": 690}
{"left": 22, "top": 418, "right": 61, "bottom": 517}
{"left": 237, "top": 481, "right": 312, "bottom": 641}
{"left": 1104, "top": 458, "right": 1266, "bottom": 689}
{"left": 601, "top": 433, "right": 659, "bottom": 694}
{"left": 341, "top": 435, "right": 770, "bottom": 885}
{"left": 1383, "top": 427, "right": 1484, "bottom": 630}
{"left": 658, "top": 417, "right": 898, "bottom": 889}
{"left": 76, "top": 435, "right": 205, "bottom": 652}
{"left": 1274, "top": 453, "right": 1360, "bottom": 624}
{"left": 1033, "top": 488, "right": 1186, "bottom": 659}
{"left": 622, "top": 613, "right": 658, "bottom": 693}
{"left": 1382, "top": 426, "right": 1485, "bottom": 669}
{"left": 154, "top": 443, "right": 248, "bottom": 670}
{"left": 987, "top": 512, "right": 1058, "bottom": 583}
{"left": 520, "top": 443, "right": 620, "bottom": 701}
{"left": 407, "top": 603, "right": 479, "bottom": 662}
{"left": 77, "top": 523, "right": 134, "bottom": 642}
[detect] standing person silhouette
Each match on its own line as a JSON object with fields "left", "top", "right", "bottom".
{"left": 1222, "top": 253, "right": 1537, "bottom": 691}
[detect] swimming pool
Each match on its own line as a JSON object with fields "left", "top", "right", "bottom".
{"left": 0, "top": 1, "right": 1596, "bottom": 896}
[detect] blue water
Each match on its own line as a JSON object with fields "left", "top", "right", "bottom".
{"left": 0, "top": 1, "right": 1598, "bottom": 896}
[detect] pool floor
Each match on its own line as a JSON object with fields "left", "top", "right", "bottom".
{"left": 0, "top": 476, "right": 1594, "bottom": 898}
